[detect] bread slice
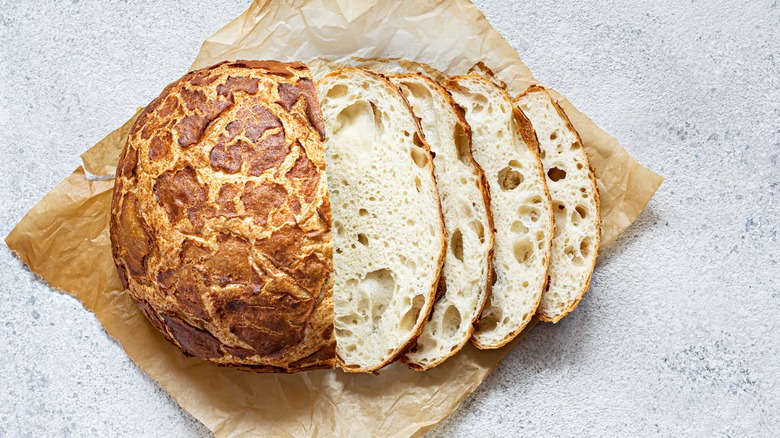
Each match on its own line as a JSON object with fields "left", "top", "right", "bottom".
{"left": 317, "top": 69, "right": 446, "bottom": 372}
{"left": 445, "top": 75, "right": 553, "bottom": 349}
{"left": 514, "top": 86, "right": 600, "bottom": 322}
{"left": 388, "top": 74, "right": 494, "bottom": 370}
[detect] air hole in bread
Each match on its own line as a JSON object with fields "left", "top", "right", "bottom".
{"left": 496, "top": 129, "right": 504, "bottom": 138}
{"left": 357, "top": 233, "right": 369, "bottom": 246}
{"left": 575, "top": 205, "right": 588, "bottom": 219}
{"left": 580, "top": 237, "right": 592, "bottom": 258}
{"left": 491, "top": 269, "right": 498, "bottom": 286}
{"left": 336, "top": 311, "right": 359, "bottom": 325}
{"left": 531, "top": 195, "right": 543, "bottom": 204}
{"left": 553, "top": 202, "right": 567, "bottom": 234}
{"left": 470, "top": 219, "right": 486, "bottom": 244}
{"left": 477, "top": 309, "right": 500, "bottom": 332}
{"left": 402, "top": 80, "right": 433, "bottom": 101}
{"left": 361, "top": 268, "right": 396, "bottom": 319}
{"left": 441, "top": 306, "right": 462, "bottom": 336}
{"left": 513, "top": 239, "right": 534, "bottom": 264}
{"left": 510, "top": 220, "right": 529, "bottom": 234}
{"left": 370, "top": 102, "right": 385, "bottom": 133}
{"left": 402, "top": 130, "right": 411, "bottom": 138}
{"left": 333, "top": 100, "right": 378, "bottom": 161}
{"left": 335, "top": 328, "right": 352, "bottom": 338}
{"left": 518, "top": 205, "right": 539, "bottom": 223}
{"left": 571, "top": 141, "right": 581, "bottom": 150}
{"left": 498, "top": 166, "right": 524, "bottom": 190}
{"left": 334, "top": 221, "right": 344, "bottom": 236}
{"left": 576, "top": 163, "right": 584, "bottom": 170}
{"left": 361, "top": 81, "right": 370, "bottom": 90}
{"left": 550, "top": 131, "right": 558, "bottom": 140}
{"left": 450, "top": 229, "right": 464, "bottom": 262}
{"left": 522, "top": 281, "right": 529, "bottom": 287}
{"left": 540, "top": 150, "right": 546, "bottom": 159}
{"left": 571, "top": 209, "right": 582, "bottom": 226}
{"left": 410, "top": 146, "right": 428, "bottom": 168}
{"left": 326, "top": 84, "right": 349, "bottom": 99}
{"left": 564, "top": 246, "right": 576, "bottom": 258}
{"left": 413, "top": 131, "right": 425, "bottom": 147}
{"left": 454, "top": 122, "right": 471, "bottom": 165}
{"left": 547, "top": 167, "right": 567, "bottom": 182}
{"left": 400, "top": 294, "right": 425, "bottom": 332}
{"left": 414, "top": 176, "right": 422, "bottom": 192}
{"left": 359, "top": 208, "right": 369, "bottom": 217}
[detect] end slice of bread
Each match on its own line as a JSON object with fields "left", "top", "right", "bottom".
{"left": 388, "top": 74, "right": 494, "bottom": 370}
{"left": 446, "top": 75, "right": 554, "bottom": 349}
{"left": 317, "top": 69, "right": 446, "bottom": 372}
{"left": 514, "top": 86, "right": 600, "bottom": 322}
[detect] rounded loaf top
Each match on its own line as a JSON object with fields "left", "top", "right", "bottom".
{"left": 109, "top": 60, "right": 336, "bottom": 373}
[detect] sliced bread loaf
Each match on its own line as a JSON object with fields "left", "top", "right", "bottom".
{"left": 446, "top": 75, "right": 553, "bottom": 349}
{"left": 514, "top": 86, "right": 600, "bottom": 322}
{"left": 388, "top": 74, "right": 494, "bottom": 370}
{"left": 317, "top": 69, "right": 446, "bottom": 372}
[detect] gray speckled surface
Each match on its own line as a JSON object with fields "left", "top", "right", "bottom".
{"left": 0, "top": 0, "right": 778, "bottom": 436}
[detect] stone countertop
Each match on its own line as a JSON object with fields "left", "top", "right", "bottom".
{"left": 0, "top": 0, "right": 777, "bottom": 436}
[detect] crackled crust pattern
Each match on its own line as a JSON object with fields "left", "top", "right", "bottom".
{"left": 110, "top": 60, "right": 335, "bottom": 372}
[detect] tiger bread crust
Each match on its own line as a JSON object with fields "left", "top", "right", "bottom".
{"left": 446, "top": 74, "right": 554, "bottom": 349}
{"left": 514, "top": 86, "right": 601, "bottom": 323}
{"left": 318, "top": 68, "right": 446, "bottom": 372}
{"left": 109, "top": 60, "right": 336, "bottom": 373}
{"left": 387, "top": 74, "right": 494, "bottom": 370}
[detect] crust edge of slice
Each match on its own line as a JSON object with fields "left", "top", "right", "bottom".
{"left": 514, "top": 84, "right": 601, "bottom": 323}
{"left": 388, "top": 73, "right": 496, "bottom": 370}
{"left": 445, "top": 74, "right": 554, "bottom": 350}
{"left": 318, "top": 68, "right": 448, "bottom": 372}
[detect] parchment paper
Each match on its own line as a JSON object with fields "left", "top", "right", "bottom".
{"left": 6, "top": 1, "right": 663, "bottom": 436}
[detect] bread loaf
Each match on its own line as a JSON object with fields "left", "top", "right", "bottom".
{"left": 318, "top": 68, "right": 446, "bottom": 372}
{"left": 514, "top": 86, "right": 600, "bottom": 322}
{"left": 446, "top": 75, "right": 554, "bottom": 349}
{"left": 110, "top": 60, "right": 336, "bottom": 372}
{"left": 388, "top": 74, "right": 494, "bottom": 370}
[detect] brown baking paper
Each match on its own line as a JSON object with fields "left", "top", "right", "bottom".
{"left": 6, "top": 0, "right": 663, "bottom": 436}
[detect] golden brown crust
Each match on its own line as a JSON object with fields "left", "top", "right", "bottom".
{"left": 388, "top": 73, "right": 495, "bottom": 371}
{"left": 467, "top": 62, "right": 507, "bottom": 89}
{"left": 514, "top": 85, "right": 601, "bottom": 323}
{"left": 110, "top": 60, "right": 335, "bottom": 372}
